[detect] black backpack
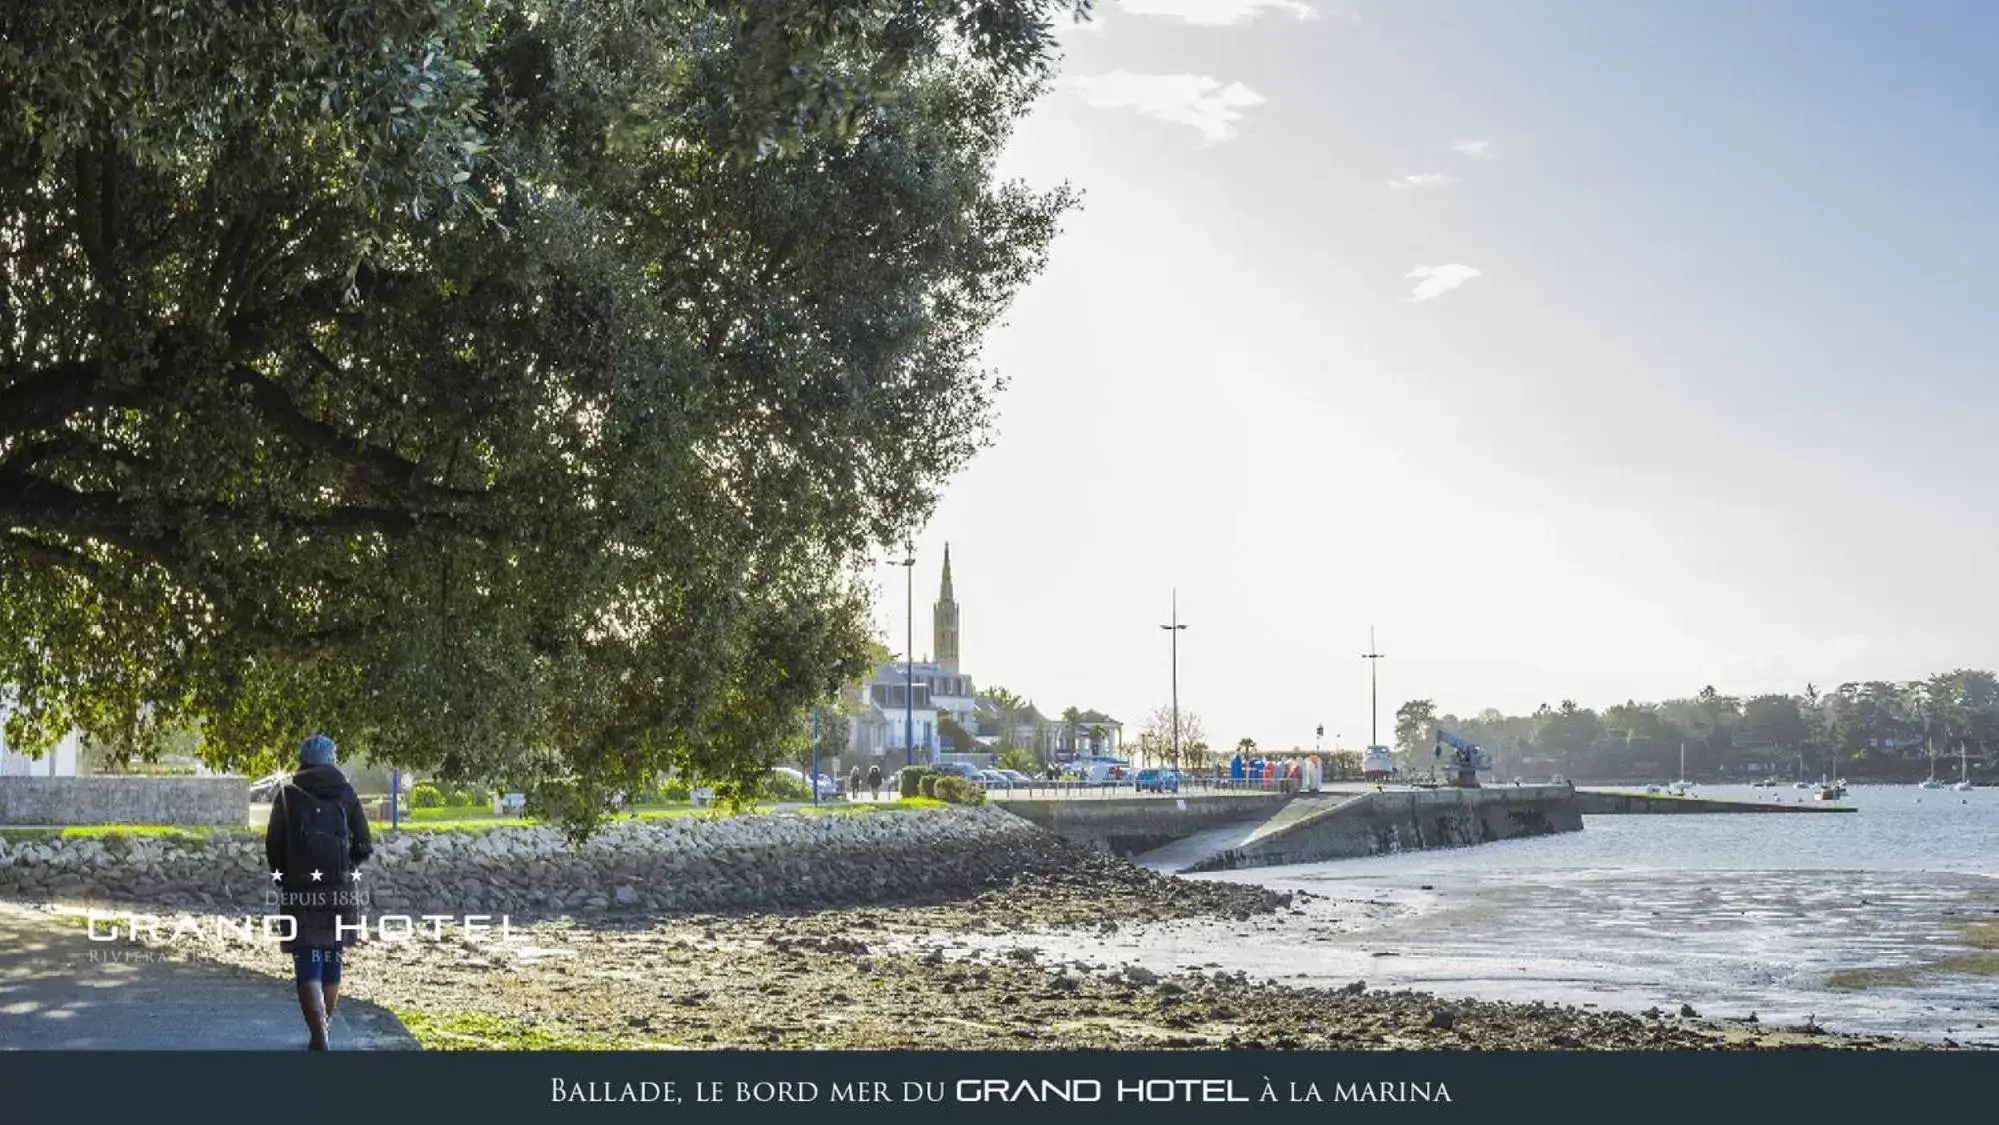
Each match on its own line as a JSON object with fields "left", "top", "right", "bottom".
{"left": 282, "top": 783, "right": 352, "bottom": 890}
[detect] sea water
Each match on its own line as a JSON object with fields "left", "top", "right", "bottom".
{"left": 995, "top": 785, "right": 1999, "bottom": 1045}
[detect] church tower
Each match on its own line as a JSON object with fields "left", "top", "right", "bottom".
{"left": 933, "top": 543, "right": 960, "bottom": 672}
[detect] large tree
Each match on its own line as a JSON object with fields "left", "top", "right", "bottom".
{"left": 0, "top": 0, "right": 1085, "bottom": 832}
{"left": 1393, "top": 698, "right": 1436, "bottom": 767}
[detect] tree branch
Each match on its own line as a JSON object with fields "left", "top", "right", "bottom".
{"left": 227, "top": 363, "right": 485, "bottom": 508}
{"left": 0, "top": 360, "right": 102, "bottom": 442}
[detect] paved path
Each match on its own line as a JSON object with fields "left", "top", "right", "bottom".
{"left": 0, "top": 901, "right": 416, "bottom": 1050}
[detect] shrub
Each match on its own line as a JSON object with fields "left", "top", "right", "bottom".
{"left": 763, "top": 771, "right": 812, "bottom": 802}
{"left": 448, "top": 789, "right": 473, "bottom": 808}
{"left": 898, "top": 766, "right": 936, "bottom": 800}
{"left": 659, "top": 778, "right": 691, "bottom": 803}
{"left": 933, "top": 776, "right": 987, "bottom": 806}
{"left": 410, "top": 783, "right": 444, "bottom": 809}
{"left": 918, "top": 774, "right": 939, "bottom": 799}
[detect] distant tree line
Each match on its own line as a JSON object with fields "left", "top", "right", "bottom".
{"left": 1394, "top": 670, "right": 1999, "bottom": 782}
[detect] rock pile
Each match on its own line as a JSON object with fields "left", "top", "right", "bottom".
{"left": 0, "top": 806, "right": 1095, "bottom": 917}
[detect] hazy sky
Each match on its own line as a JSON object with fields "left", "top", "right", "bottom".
{"left": 867, "top": 0, "right": 1998, "bottom": 752}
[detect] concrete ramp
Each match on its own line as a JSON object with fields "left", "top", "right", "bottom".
{"left": 1177, "top": 784, "right": 1583, "bottom": 873}
{"left": 1132, "top": 793, "right": 1365, "bottom": 874}
{"left": 997, "top": 792, "right": 1290, "bottom": 856}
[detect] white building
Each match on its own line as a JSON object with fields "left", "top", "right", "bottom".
{"left": 0, "top": 724, "right": 81, "bottom": 777}
{"left": 839, "top": 546, "right": 1121, "bottom": 766}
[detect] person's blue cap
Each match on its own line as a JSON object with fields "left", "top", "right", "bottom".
{"left": 300, "top": 734, "right": 337, "bottom": 766}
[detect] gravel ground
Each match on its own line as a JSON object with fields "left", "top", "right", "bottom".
{"left": 127, "top": 851, "right": 1909, "bottom": 1051}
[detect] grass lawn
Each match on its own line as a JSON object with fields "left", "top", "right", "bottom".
{"left": 0, "top": 824, "right": 253, "bottom": 845}
{"left": 0, "top": 797, "right": 946, "bottom": 843}
{"left": 393, "top": 797, "right": 941, "bottom": 832}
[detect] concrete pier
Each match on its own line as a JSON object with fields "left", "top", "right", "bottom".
{"left": 1000, "top": 781, "right": 1850, "bottom": 874}
{"left": 1573, "top": 789, "right": 1855, "bottom": 814}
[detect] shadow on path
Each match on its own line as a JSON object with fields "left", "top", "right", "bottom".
{"left": 0, "top": 901, "right": 417, "bottom": 1050}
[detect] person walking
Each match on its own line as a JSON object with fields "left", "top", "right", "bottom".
{"left": 866, "top": 763, "right": 883, "bottom": 800}
{"left": 265, "top": 733, "right": 373, "bottom": 1050}
{"left": 848, "top": 765, "right": 862, "bottom": 798}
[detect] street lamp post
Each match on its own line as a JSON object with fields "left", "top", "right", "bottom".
{"left": 1362, "top": 626, "right": 1385, "bottom": 753}
{"left": 1160, "top": 590, "right": 1187, "bottom": 771}
{"left": 901, "top": 548, "right": 916, "bottom": 767}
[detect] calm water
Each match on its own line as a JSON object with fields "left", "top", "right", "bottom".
{"left": 995, "top": 784, "right": 1999, "bottom": 1045}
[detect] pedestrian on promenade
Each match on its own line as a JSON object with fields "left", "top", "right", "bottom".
{"left": 265, "top": 733, "right": 373, "bottom": 1051}
{"left": 849, "top": 765, "right": 862, "bottom": 798}
{"left": 867, "top": 763, "right": 883, "bottom": 800}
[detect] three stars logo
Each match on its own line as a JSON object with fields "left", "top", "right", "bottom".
{"left": 268, "top": 869, "right": 365, "bottom": 883}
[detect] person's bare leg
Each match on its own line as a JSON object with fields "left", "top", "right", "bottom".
{"left": 323, "top": 983, "right": 340, "bottom": 1029}
{"left": 297, "top": 981, "right": 329, "bottom": 1050}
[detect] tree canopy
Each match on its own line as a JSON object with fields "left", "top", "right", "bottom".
{"left": 0, "top": 0, "right": 1085, "bottom": 832}
{"left": 1410, "top": 669, "right": 1998, "bottom": 782}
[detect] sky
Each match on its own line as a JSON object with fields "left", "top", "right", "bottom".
{"left": 865, "top": 0, "right": 1999, "bottom": 753}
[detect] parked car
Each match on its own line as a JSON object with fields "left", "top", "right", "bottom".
{"left": 1134, "top": 768, "right": 1181, "bottom": 793}
{"left": 771, "top": 767, "right": 839, "bottom": 799}
{"left": 933, "top": 762, "right": 984, "bottom": 781}
{"left": 997, "top": 769, "right": 1034, "bottom": 786}
{"left": 976, "top": 769, "right": 1014, "bottom": 788}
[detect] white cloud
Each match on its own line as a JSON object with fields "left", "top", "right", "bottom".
{"left": 1068, "top": 71, "right": 1267, "bottom": 142}
{"left": 1387, "top": 173, "right": 1454, "bottom": 192}
{"left": 1451, "top": 139, "right": 1495, "bottom": 158}
{"left": 1115, "top": 0, "right": 1318, "bottom": 25}
{"left": 1406, "top": 264, "right": 1482, "bottom": 302}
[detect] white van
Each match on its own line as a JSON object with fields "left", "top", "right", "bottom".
{"left": 1071, "top": 756, "right": 1130, "bottom": 783}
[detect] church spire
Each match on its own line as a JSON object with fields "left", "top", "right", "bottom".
{"left": 933, "top": 543, "right": 960, "bottom": 673}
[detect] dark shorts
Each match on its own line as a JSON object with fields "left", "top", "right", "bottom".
{"left": 293, "top": 947, "right": 343, "bottom": 986}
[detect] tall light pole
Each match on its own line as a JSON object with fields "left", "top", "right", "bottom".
{"left": 1362, "top": 627, "right": 1385, "bottom": 753}
{"left": 901, "top": 547, "right": 916, "bottom": 767}
{"left": 1160, "top": 589, "right": 1187, "bottom": 771}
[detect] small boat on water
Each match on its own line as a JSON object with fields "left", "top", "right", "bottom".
{"left": 1667, "top": 744, "right": 1692, "bottom": 796}
{"left": 1920, "top": 739, "right": 1948, "bottom": 790}
{"left": 1953, "top": 739, "right": 1974, "bottom": 792}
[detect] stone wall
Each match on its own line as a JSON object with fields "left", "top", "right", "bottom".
{"left": 0, "top": 777, "right": 248, "bottom": 826}
{"left": 0, "top": 805, "right": 1088, "bottom": 916}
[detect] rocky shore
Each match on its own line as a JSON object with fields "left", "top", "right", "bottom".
{"left": 82, "top": 856, "right": 1900, "bottom": 1051}
{"left": 3, "top": 806, "right": 1918, "bottom": 1050}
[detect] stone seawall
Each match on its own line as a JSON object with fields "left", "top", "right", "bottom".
{"left": 1185, "top": 785, "right": 1582, "bottom": 872}
{"left": 0, "top": 777, "right": 248, "bottom": 826}
{"left": 0, "top": 806, "right": 1086, "bottom": 916}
